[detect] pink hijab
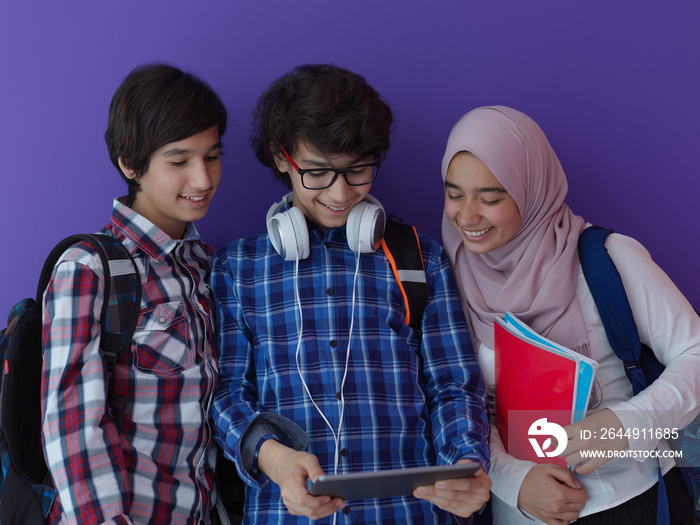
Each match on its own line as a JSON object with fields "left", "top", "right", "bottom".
{"left": 441, "top": 106, "right": 589, "bottom": 355}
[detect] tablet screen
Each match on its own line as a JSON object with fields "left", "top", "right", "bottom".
{"left": 308, "top": 463, "right": 479, "bottom": 500}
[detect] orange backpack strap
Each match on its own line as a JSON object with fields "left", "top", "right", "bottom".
{"left": 381, "top": 218, "right": 428, "bottom": 334}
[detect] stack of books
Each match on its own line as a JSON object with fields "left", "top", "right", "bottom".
{"left": 495, "top": 312, "right": 598, "bottom": 466}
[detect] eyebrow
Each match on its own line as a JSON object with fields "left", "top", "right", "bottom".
{"left": 162, "top": 142, "right": 223, "bottom": 157}
{"left": 298, "top": 154, "right": 371, "bottom": 169}
{"left": 445, "top": 180, "right": 506, "bottom": 193}
{"left": 299, "top": 158, "right": 331, "bottom": 168}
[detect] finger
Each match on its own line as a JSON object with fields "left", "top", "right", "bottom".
{"left": 415, "top": 486, "right": 487, "bottom": 507}
{"left": 469, "top": 468, "right": 492, "bottom": 491}
{"left": 547, "top": 466, "right": 582, "bottom": 489}
{"left": 287, "top": 495, "right": 345, "bottom": 519}
{"left": 283, "top": 465, "right": 325, "bottom": 510}
{"left": 299, "top": 455, "right": 325, "bottom": 483}
{"left": 301, "top": 493, "right": 344, "bottom": 512}
{"left": 431, "top": 476, "right": 473, "bottom": 492}
{"left": 550, "top": 511, "right": 579, "bottom": 522}
{"left": 299, "top": 490, "right": 343, "bottom": 507}
{"left": 414, "top": 479, "right": 466, "bottom": 499}
{"left": 565, "top": 450, "right": 585, "bottom": 469}
{"left": 414, "top": 486, "right": 436, "bottom": 500}
{"left": 574, "top": 456, "right": 604, "bottom": 475}
{"left": 433, "top": 479, "right": 491, "bottom": 503}
{"left": 428, "top": 466, "right": 490, "bottom": 492}
{"left": 561, "top": 435, "right": 584, "bottom": 457}
{"left": 539, "top": 511, "right": 579, "bottom": 525}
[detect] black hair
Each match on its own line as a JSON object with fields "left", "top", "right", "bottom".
{"left": 251, "top": 64, "right": 393, "bottom": 188}
{"left": 105, "top": 63, "right": 228, "bottom": 198}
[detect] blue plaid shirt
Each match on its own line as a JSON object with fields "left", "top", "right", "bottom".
{"left": 211, "top": 220, "right": 489, "bottom": 524}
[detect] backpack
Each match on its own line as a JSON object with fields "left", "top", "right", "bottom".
{"left": 0, "top": 234, "right": 141, "bottom": 525}
{"left": 579, "top": 225, "right": 700, "bottom": 522}
{"left": 381, "top": 217, "right": 428, "bottom": 335}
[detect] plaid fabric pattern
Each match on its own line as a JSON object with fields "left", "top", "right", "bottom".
{"left": 41, "top": 197, "right": 218, "bottom": 525}
{"left": 212, "top": 222, "right": 489, "bottom": 524}
{"left": 98, "top": 235, "right": 141, "bottom": 338}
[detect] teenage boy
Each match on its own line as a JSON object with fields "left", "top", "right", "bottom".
{"left": 41, "top": 64, "right": 227, "bottom": 524}
{"left": 211, "top": 64, "right": 490, "bottom": 524}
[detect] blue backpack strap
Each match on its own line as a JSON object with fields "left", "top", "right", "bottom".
{"left": 578, "top": 226, "right": 652, "bottom": 394}
{"left": 578, "top": 225, "right": 671, "bottom": 525}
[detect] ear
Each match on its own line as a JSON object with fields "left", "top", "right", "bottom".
{"left": 118, "top": 157, "right": 137, "bottom": 179}
{"left": 273, "top": 149, "right": 291, "bottom": 175}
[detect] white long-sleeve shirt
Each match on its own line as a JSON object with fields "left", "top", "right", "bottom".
{"left": 479, "top": 232, "right": 700, "bottom": 522}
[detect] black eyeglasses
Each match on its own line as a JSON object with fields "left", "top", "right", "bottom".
{"left": 280, "top": 144, "right": 381, "bottom": 190}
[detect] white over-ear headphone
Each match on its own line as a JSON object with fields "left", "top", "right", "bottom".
{"left": 266, "top": 192, "right": 386, "bottom": 261}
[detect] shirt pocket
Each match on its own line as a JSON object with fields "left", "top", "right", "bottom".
{"left": 131, "top": 301, "right": 195, "bottom": 377}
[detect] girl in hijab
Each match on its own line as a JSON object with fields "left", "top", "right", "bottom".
{"left": 441, "top": 106, "right": 699, "bottom": 525}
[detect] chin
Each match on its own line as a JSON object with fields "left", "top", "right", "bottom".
{"left": 461, "top": 239, "right": 491, "bottom": 255}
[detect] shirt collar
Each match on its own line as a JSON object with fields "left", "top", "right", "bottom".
{"left": 111, "top": 196, "right": 202, "bottom": 261}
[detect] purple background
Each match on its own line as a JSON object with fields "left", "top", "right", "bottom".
{"left": 2, "top": 1, "right": 699, "bottom": 316}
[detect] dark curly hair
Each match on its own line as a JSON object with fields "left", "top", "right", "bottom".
{"left": 105, "top": 63, "right": 228, "bottom": 199}
{"left": 251, "top": 64, "right": 393, "bottom": 188}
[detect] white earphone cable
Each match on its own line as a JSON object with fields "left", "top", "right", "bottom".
{"left": 294, "top": 251, "right": 337, "bottom": 447}
{"left": 293, "top": 235, "right": 363, "bottom": 525}
{"left": 294, "top": 239, "right": 361, "bottom": 473}
{"left": 334, "top": 245, "right": 361, "bottom": 472}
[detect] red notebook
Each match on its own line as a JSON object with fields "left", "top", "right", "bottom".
{"left": 494, "top": 317, "right": 577, "bottom": 466}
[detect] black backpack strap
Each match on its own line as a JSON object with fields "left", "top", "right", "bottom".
{"left": 88, "top": 234, "right": 141, "bottom": 373}
{"left": 578, "top": 225, "right": 665, "bottom": 394}
{"left": 39, "top": 234, "right": 141, "bottom": 428}
{"left": 381, "top": 218, "right": 428, "bottom": 334}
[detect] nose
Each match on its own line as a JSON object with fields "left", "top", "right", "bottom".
{"left": 459, "top": 199, "right": 482, "bottom": 226}
{"left": 190, "top": 158, "right": 215, "bottom": 190}
{"left": 326, "top": 171, "right": 354, "bottom": 201}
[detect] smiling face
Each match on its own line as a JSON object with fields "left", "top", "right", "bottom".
{"left": 444, "top": 152, "right": 521, "bottom": 254}
{"left": 119, "top": 126, "right": 222, "bottom": 239}
{"left": 274, "top": 142, "right": 373, "bottom": 231}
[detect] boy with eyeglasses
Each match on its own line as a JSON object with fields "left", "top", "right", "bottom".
{"left": 211, "top": 64, "right": 490, "bottom": 524}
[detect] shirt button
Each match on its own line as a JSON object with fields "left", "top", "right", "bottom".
{"left": 330, "top": 340, "right": 337, "bottom": 348}
{"left": 335, "top": 391, "right": 342, "bottom": 399}
{"left": 340, "top": 448, "right": 349, "bottom": 457}
{"left": 342, "top": 506, "right": 351, "bottom": 515}
{"left": 326, "top": 288, "right": 334, "bottom": 296}
{"left": 324, "top": 242, "right": 332, "bottom": 249}
{"left": 158, "top": 316, "right": 167, "bottom": 324}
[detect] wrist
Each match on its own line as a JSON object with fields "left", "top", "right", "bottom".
{"left": 257, "top": 438, "right": 291, "bottom": 482}
{"left": 252, "top": 433, "right": 278, "bottom": 475}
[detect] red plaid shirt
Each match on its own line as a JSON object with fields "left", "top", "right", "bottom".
{"left": 41, "top": 197, "right": 218, "bottom": 524}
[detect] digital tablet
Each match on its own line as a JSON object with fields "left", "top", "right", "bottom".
{"left": 308, "top": 463, "right": 480, "bottom": 500}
